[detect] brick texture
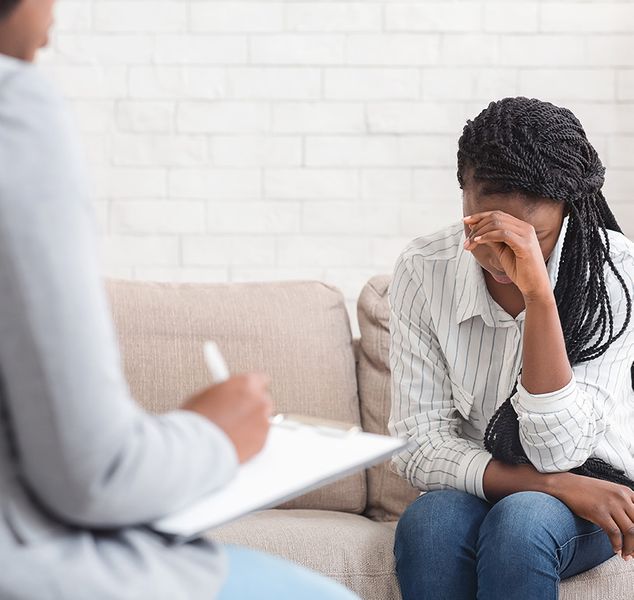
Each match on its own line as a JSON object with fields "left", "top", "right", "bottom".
{"left": 41, "top": 1, "right": 634, "bottom": 330}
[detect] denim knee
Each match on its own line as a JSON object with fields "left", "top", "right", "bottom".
{"left": 477, "top": 491, "right": 561, "bottom": 561}
{"left": 395, "top": 490, "right": 489, "bottom": 559}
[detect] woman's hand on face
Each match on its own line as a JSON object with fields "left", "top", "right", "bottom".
{"left": 554, "top": 473, "right": 634, "bottom": 560}
{"left": 463, "top": 211, "right": 552, "bottom": 301}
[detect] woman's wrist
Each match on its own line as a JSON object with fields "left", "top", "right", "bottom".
{"left": 522, "top": 276, "right": 556, "bottom": 306}
{"left": 520, "top": 279, "right": 571, "bottom": 394}
{"left": 483, "top": 460, "right": 566, "bottom": 502}
{"left": 539, "top": 471, "right": 575, "bottom": 500}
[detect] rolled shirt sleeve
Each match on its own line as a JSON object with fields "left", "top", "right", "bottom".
{"left": 512, "top": 252, "right": 634, "bottom": 474}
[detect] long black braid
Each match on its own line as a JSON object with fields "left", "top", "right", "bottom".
{"left": 457, "top": 97, "right": 634, "bottom": 490}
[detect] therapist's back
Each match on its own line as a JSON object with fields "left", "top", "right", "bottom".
{"left": 0, "top": 2, "right": 274, "bottom": 598}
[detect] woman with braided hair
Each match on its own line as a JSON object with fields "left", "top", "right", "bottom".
{"left": 389, "top": 97, "right": 634, "bottom": 599}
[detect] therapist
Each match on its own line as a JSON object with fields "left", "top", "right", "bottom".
{"left": 0, "top": 1, "right": 358, "bottom": 598}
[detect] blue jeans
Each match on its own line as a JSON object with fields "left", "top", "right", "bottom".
{"left": 217, "top": 545, "right": 359, "bottom": 599}
{"left": 394, "top": 490, "right": 615, "bottom": 600}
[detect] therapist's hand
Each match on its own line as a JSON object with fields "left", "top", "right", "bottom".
{"left": 182, "top": 374, "right": 273, "bottom": 464}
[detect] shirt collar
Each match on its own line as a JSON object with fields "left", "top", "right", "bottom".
{"left": 455, "top": 215, "right": 569, "bottom": 327}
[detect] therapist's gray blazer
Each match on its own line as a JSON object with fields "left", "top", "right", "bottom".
{"left": 0, "top": 54, "right": 238, "bottom": 599}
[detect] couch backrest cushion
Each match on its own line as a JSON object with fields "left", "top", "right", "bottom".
{"left": 106, "top": 279, "right": 365, "bottom": 514}
{"left": 357, "top": 276, "right": 419, "bottom": 521}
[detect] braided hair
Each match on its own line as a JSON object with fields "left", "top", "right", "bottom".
{"left": 0, "top": 0, "right": 19, "bottom": 19}
{"left": 457, "top": 97, "right": 634, "bottom": 490}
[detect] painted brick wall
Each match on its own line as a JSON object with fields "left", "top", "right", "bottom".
{"left": 40, "top": 1, "right": 634, "bottom": 324}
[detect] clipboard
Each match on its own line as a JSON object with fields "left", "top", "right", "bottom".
{"left": 151, "top": 416, "right": 408, "bottom": 542}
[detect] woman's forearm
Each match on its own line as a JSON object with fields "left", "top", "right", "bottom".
{"left": 483, "top": 459, "right": 560, "bottom": 502}
{"left": 521, "top": 291, "right": 572, "bottom": 394}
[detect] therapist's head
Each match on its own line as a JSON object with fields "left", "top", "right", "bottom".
{"left": 0, "top": 0, "right": 55, "bottom": 62}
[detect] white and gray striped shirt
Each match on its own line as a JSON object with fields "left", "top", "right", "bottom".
{"left": 388, "top": 219, "right": 634, "bottom": 500}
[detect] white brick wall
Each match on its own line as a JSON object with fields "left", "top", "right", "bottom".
{"left": 40, "top": 1, "right": 634, "bottom": 329}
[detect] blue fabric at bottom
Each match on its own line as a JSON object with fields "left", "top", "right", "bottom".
{"left": 217, "top": 545, "right": 360, "bottom": 599}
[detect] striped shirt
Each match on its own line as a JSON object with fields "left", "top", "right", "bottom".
{"left": 388, "top": 219, "right": 634, "bottom": 500}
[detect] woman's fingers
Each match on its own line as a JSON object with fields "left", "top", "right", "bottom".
{"left": 464, "top": 210, "right": 527, "bottom": 229}
{"left": 464, "top": 211, "right": 535, "bottom": 244}
{"left": 621, "top": 495, "right": 634, "bottom": 558}
{"left": 464, "top": 213, "right": 523, "bottom": 251}
{"left": 598, "top": 514, "right": 624, "bottom": 555}
{"left": 465, "top": 219, "right": 525, "bottom": 244}
{"left": 464, "top": 211, "right": 499, "bottom": 224}
{"left": 468, "top": 230, "right": 529, "bottom": 255}
{"left": 614, "top": 510, "right": 634, "bottom": 559}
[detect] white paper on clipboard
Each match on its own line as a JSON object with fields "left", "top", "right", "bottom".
{"left": 151, "top": 423, "right": 407, "bottom": 542}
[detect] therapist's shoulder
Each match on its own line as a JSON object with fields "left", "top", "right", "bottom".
{"left": 0, "top": 56, "right": 62, "bottom": 104}
{"left": 0, "top": 58, "right": 69, "bottom": 140}
{"left": 0, "top": 58, "right": 87, "bottom": 212}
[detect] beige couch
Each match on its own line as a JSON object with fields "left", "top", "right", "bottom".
{"left": 107, "top": 276, "right": 634, "bottom": 600}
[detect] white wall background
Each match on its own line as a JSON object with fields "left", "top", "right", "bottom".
{"left": 40, "top": 0, "right": 634, "bottom": 325}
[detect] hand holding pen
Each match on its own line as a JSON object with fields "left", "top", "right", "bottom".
{"left": 182, "top": 342, "right": 273, "bottom": 464}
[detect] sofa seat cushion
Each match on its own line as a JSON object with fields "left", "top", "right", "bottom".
{"left": 107, "top": 279, "right": 364, "bottom": 513}
{"left": 210, "top": 509, "right": 634, "bottom": 600}
{"left": 560, "top": 555, "right": 634, "bottom": 600}
{"left": 211, "top": 510, "right": 400, "bottom": 600}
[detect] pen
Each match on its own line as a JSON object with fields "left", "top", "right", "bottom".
{"left": 202, "top": 342, "right": 360, "bottom": 436}
{"left": 203, "top": 342, "right": 279, "bottom": 425}
{"left": 203, "top": 341, "right": 230, "bottom": 383}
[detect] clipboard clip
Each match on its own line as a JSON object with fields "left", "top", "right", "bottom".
{"left": 270, "top": 413, "right": 362, "bottom": 438}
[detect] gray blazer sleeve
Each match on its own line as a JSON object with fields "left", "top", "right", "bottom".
{"left": 0, "top": 65, "right": 238, "bottom": 528}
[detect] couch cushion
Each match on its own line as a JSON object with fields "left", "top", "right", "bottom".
{"left": 211, "top": 510, "right": 634, "bottom": 600}
{"left": 560, "top": 556, "right": 634, "bottom": 600}
{"left": 211, "top": 510, "right": 400, "bottom": 600}
{"left": 106, "top": 279, "right": 365, "bottom": 514}
{"left": 357, "top": 276, "right": 418, "bottom": 521}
